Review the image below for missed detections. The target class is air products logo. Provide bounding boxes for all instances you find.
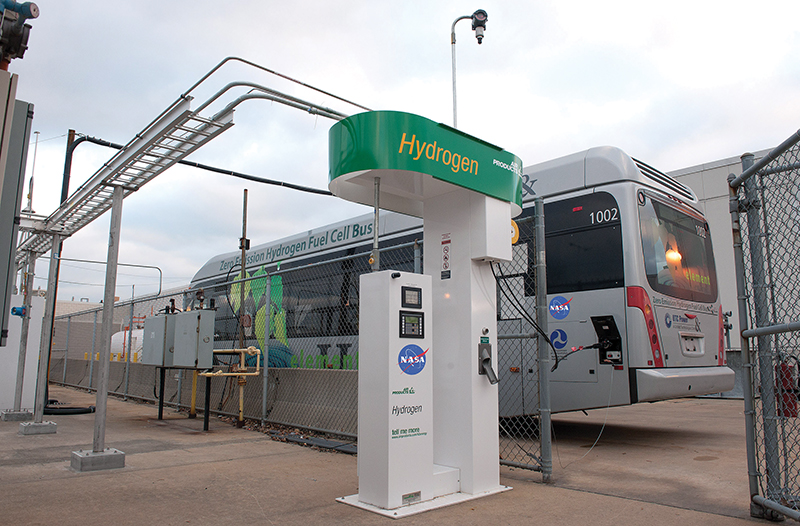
[398,344,428,375]
[549,296,572,320]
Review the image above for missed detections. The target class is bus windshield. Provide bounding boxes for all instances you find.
[639,194,718,303]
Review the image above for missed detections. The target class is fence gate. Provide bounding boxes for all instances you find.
[730,129,800,521]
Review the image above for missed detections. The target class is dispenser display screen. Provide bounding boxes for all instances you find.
[401,286,422,309]
[399,310,424,338]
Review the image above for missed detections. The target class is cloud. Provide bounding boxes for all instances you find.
[9,0,800,302]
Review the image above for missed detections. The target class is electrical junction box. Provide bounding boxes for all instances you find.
[356,270,436,510]
[172,309,215,368]
[142,314,176,367]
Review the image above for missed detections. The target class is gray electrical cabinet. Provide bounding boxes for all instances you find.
[172,310,215,368]
[142,314,176,367]
[0,91,33,347]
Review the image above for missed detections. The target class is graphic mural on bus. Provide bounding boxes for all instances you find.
[227,265,359,370]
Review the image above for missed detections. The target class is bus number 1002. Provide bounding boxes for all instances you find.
[590,208,618,224]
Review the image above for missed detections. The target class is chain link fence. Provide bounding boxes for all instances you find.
[494,207,551,477]
[50,216,551,479]
[730,130,800,520]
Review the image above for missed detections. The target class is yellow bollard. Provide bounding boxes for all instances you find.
[84,352,88,360]
[189,370,198,419]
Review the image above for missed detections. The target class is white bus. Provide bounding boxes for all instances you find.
[190,146,734,415]
[499,146,734,414]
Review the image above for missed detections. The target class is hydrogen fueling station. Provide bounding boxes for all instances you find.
[329,110,523,517]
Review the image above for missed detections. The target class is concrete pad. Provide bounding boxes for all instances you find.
[18,420,56,435]
[1,409,32,421]
[0,386,756,525]
[71,448,126,472]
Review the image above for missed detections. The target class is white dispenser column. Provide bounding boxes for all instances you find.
[424,189,511,495]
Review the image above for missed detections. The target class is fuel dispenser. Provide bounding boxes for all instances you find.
[357,271,436,509]
[329,111,522,517]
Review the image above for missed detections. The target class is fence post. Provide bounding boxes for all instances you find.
[740,153,782,502]
[63,316,71,384]
[729,172,765,516]
[89,310,97,389]
[261,278,271,426]
[31,234,61,426]
[124,291,134,400]
[534,197,552,481]
[12,250,35,412]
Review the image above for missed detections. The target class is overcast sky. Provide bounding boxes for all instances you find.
[10,0,800,301]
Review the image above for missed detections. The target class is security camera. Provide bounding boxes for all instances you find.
[471,9,487,44]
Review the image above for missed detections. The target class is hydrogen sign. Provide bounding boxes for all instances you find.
[549,296,572,320]
[398,344,428,375]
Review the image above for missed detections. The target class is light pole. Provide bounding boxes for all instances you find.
[451,9,487,128]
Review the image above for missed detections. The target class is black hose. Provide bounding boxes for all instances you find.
[44,405,96,415]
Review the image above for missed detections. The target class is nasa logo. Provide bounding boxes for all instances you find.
[398,344,428,375]
[549,296,572,320]
[550,329,568,350]
[665,312,672,328]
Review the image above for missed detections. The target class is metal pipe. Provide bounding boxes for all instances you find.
[371,178,380,271]
[729,170,763,508]
[56,257,162,298]
[189,370,198,419]
[195,80,348,121]
[177,370,182,409]
[730,129,800,189]
[740,154,782,500]
[92,185,123,453]
[88,310,97,387]
[500,459,543,472]
[743,321,800,338]
[180,56,371,112]
[12,250,35,411]
[204,376,211,431]
[32,233,60,424]
[158,367,166,420]
[64,133,334,198]
[239,189,248,351]
[62,316,70,383]
[450,15,471,128]
[123,285,134,400]
[498,332,539,340]
[534,197,552,482]
[752,495,800,522]
[210,93,343,124]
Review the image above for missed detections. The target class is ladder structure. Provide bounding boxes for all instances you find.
[15,96,234,263]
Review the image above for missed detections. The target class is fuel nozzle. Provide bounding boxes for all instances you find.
[478,343,499,385]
